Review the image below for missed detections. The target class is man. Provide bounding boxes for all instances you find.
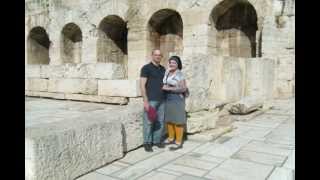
[140,49,166,152]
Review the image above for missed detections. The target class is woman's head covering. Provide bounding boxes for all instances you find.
[169,56,182,70]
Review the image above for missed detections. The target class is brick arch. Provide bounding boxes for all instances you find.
[27,26,50,64]
[60,23,82,64]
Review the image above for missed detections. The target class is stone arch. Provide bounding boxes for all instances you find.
[209,0,258,57]
[97,15,128,64]
[147,9,183,67]
[27,26,50,64]
[61,23,82,64]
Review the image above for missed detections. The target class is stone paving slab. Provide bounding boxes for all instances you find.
[232,150,287,166]
[175,174,212,180]
[205,159,274,180]
[206,137,251,158]
[267,167,294,180]
[283,150,295,170]
[119,147,164,164]
[161,163,208,177]
[238,126,273,140]
[191,142,216,154]
[96,164,125,176]
[157,168,184,176]
[112,151,182,179]
[186,152,226,164]
[172,155,220,170]
[77,172,119,180]
[165,140,202,154]
[137,171,178,180]
[224,124,252,137]
[241,140,293,156]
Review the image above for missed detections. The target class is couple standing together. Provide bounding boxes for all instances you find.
[140,49,188,152]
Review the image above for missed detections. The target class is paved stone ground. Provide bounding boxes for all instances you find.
[76,98,295,180]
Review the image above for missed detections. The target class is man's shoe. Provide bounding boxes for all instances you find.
[169,143,183,151]
[144,144,153,152]
[154,143,165,148]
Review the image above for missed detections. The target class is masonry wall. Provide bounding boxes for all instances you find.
[25,0,295,107]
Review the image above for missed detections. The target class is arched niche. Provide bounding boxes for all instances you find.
[61,23,82,64]
[209,0,258,57]
[148,9,183,66]
[97,15,128,65]
[27,27,50,64]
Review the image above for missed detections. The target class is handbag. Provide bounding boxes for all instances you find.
[147,106,157,122]
[183,88,190,98]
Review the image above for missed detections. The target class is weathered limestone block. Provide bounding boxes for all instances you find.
[26,65,41,78]
[181,10,208,26]
[25,91,65,100]
[98,80,141,97]
[277,66,294,80]
[183,54,211,112]
[118,103,143,152]
[40,65,65,78]
[273,80,294,98]
[65,94,128,105]
[187,110,218,133]
[40,63,126,79]
[25,117,123,180]
[127,50,149,80]
[246,58,275,99]
[216,103,235,126]
[48,78,98,95]
[188,125,234,142]
[184,24,209,37]
[229,96,263,114]
[128,97,143,105]
[63,64,90,79]
[91,63,126,80]
[231,110,264,122]
[183,34,208,47]
[26,78,49,92]
[221,57,246,101]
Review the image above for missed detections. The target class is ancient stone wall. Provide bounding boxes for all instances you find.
[25,0,295,108]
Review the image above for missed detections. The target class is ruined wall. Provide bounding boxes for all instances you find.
[25,0,295,107]
[262,0,295,98]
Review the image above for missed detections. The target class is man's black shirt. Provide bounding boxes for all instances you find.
[140,62,166,102]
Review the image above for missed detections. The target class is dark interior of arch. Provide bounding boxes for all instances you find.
[99,15,128,54]
[148,9,183,37]
[147,9,183,67]
[211,0,258,57]
[29,27,50,49]
[28,27,50,64]
[62,23,82,42]
[61,23,82,63]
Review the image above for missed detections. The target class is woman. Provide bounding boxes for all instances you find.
[162,56,187,151]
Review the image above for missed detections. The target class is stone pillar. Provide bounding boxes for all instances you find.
[81,28,99,63]
[48,32,62,65]
[183,24,209,57]
[127,28,149,80]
